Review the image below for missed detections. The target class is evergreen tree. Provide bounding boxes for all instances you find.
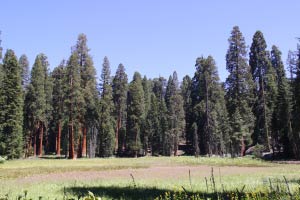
[249,31,277,150]
[126,72,145,157]
[167,92,185,156]
[28,55,46,156]
[181,75,193,154]
[225,26,255,156]
[0,50,23,158]
[141,76,151,155]
[291,45,300,158]
[152,77,168,155]
[19,55,30,90]
[98,56,114,157]
[40,54,53,154]
[271,45,293,157]
[286,50,297,80]
[165,71,185,156]
[65,53,84,159]
[112,64,128,154]
[73,34,98,157]
[145,93,161,156]
[52,61,66,156]
[191,56,227,155]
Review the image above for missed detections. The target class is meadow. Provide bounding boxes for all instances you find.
[0,156,300,199]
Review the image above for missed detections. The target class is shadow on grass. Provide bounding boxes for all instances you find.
[65,185,248,200]
[66,186,171,200]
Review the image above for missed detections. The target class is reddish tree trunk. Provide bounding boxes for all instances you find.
[38,123,44,156]
[82,126,87,157]
[69,122,75,159]
[56,121,61,156]
[115,114,121,153]
[77,126,83,158]
[33,129,37,157]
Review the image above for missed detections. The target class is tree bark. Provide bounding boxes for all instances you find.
[38,123,44,157]
[82,126,87,157]
[77,126,83,158]
[115,113,121,154]
[56,121,61,156]
[69,122,75,159]
[33,128,37,157]
[240,136,246,156]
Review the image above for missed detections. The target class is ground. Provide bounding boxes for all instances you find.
[0,156,299,199]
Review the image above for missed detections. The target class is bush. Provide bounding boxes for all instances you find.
[0,156,5,164]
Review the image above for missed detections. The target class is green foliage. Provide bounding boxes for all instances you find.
[225,26,255,156]
[0,50,23,159]
[271,46,293,157]
[98,57,115,157]
[191,56,228,155]
[126,72,145,157]
[19,54,30,90]
[112,63,128,154]
[249,31,275,150]
[181,75,193,154]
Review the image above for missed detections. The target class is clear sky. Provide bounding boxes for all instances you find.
[0,1,300,81]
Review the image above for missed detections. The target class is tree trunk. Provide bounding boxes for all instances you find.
[174,135,178,156]
[69,122,75,159]
[56,121,61,156]
[38,123,43,157]
[240,136,245,156]
[261,72,270,151]
[77,126,83,158]
[82,126,87,157]
[115,113,121,154]
[135,130,138,158]
[33,129,37,157]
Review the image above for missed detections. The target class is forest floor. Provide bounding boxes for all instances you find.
[0,156,300,199]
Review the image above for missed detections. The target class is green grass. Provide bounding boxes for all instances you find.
[0,156,299,199]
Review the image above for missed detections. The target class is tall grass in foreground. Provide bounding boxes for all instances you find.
[156,168,300,200]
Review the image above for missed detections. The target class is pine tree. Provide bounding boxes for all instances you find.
[0,50,23,158]
[271,45,293,157]
[249,31,277,151]
[152,77,168,155]
[165,71,185,156]
[141,76,151,155]
[65,53,84,159]
[291,45,300,158]
[225,26,255,156]
[73,34,98,157]
[145,93,161,156]
[181,75,194,154]
[28,55,46,156]
[191,56,227,155]
[98,56,114,157]
[40,54,53,154]
[112,64,128,154]
[19,55,30,90]
[126,72,145,157]
[52,61,66,156]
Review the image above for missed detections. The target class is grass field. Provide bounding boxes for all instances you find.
[0,156,300,199]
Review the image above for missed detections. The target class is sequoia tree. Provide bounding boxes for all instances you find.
[249,31,277,151]
[225,26,255,156]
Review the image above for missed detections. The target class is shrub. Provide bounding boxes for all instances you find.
[0,156,5,164]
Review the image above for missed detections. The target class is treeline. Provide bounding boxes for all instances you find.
[0,26,300,159]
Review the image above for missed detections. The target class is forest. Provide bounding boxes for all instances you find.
[0,26,299,160]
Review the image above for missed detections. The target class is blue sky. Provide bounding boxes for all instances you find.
[0,1,300,81]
